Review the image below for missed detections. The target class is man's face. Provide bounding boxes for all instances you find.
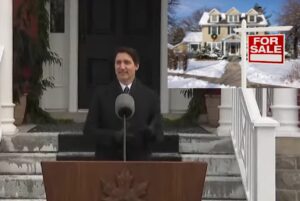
[115,52,138,85]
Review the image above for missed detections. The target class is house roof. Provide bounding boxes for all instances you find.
[199,9,268,26]
[222,34,241,42]
[247,8,259,15]
[182,32,202,43]
[226,7,240,15]
[209,8,221,15]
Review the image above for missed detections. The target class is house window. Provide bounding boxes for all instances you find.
[228,15,239,23]
[208,42,222,51]
[50,0,65,33]
[211,15,219,23]
[249,15,256,22]
[211,26,219,35]
[228,26,237,35]
[190,44,199,52]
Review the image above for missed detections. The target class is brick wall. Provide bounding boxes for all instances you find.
[276,138,300,201]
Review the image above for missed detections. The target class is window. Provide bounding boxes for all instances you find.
[228,15,239,23]
[249,15,256,22]
[211,15,219,22]
[208,42,222,51]
[211,26,218,35]
[234,15,239,22]
[228,26,237,35]
[190,44,199,52]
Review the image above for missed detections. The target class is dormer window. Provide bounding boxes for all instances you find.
[248,15,257,23]
[211,15,219,23]
[228,15,239,23]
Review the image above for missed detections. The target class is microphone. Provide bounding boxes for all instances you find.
[115,94,135,119]
[115,93,135,161]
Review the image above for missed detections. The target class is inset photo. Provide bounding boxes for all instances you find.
[168,0,300,88]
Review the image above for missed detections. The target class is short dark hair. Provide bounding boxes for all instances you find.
[114,47,140,65]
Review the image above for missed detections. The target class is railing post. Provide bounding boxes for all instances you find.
[218,88,232,136]
[262,88,267,117]
[254,119,278,201]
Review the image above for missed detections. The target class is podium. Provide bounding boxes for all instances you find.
[42,161,207,201]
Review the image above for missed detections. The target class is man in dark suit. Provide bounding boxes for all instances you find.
[84,47,163,160]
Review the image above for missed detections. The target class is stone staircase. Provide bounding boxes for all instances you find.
[0,131,246,201]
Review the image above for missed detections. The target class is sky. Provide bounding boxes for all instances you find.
[174,0,285,25]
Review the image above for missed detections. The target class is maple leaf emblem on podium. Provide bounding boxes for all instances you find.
[100,169,149,201]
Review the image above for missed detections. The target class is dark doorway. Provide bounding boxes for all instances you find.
[78,0,161,109]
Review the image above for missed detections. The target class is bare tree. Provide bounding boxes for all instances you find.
[278,0,300,59]
[168,26,185,45]
[168,0,180,27]
[178,7,215,32]
[179,9,205,31]
[253,3,272,25]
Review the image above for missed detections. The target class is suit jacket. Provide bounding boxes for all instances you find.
[83,79,163,160]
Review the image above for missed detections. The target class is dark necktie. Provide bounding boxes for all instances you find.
[123,86,130,93]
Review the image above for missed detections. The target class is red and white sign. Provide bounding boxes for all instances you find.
[248,34,285,64]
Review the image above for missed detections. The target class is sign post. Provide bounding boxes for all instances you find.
[234,20,292,88]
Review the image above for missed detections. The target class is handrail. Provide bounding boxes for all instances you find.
[232,88,278,201]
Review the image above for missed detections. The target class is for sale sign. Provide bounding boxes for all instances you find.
[248,34,285,64]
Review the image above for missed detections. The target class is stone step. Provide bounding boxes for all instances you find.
[58,132,179,153]
[153,153,239,176]
[0,132,179,153]
[178,133,234,154]
[182,154,239,176]
[0,153,56,175]
[0,133,58,153]
[0,175,245,200]
[56,152,239,175]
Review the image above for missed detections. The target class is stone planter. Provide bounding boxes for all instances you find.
[205,94,221,127]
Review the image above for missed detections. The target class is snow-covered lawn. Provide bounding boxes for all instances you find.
[168,59,228,78]
[168,58,300,88]
[247,59,300,87]
[168,75,229,88]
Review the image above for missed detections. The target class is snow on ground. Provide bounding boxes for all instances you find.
[168,58,300,88]
[168,59,228,78]
[168,75,228,88]
[186,59,228,78]
[247,59,300,87]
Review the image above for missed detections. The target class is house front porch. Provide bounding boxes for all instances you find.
[223,35,241,57]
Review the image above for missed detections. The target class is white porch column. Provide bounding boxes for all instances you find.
[217,88,232,136]
[69,0,79,112]
[271,88,300,136]
[223,41,226,56]
[0,0,18,135]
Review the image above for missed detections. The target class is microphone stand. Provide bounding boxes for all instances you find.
[123,115,127,161]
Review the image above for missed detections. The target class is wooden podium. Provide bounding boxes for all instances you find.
[42,161,207,201]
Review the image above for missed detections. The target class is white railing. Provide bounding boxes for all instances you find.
[232,88,279,201]
[255,88,273,117]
